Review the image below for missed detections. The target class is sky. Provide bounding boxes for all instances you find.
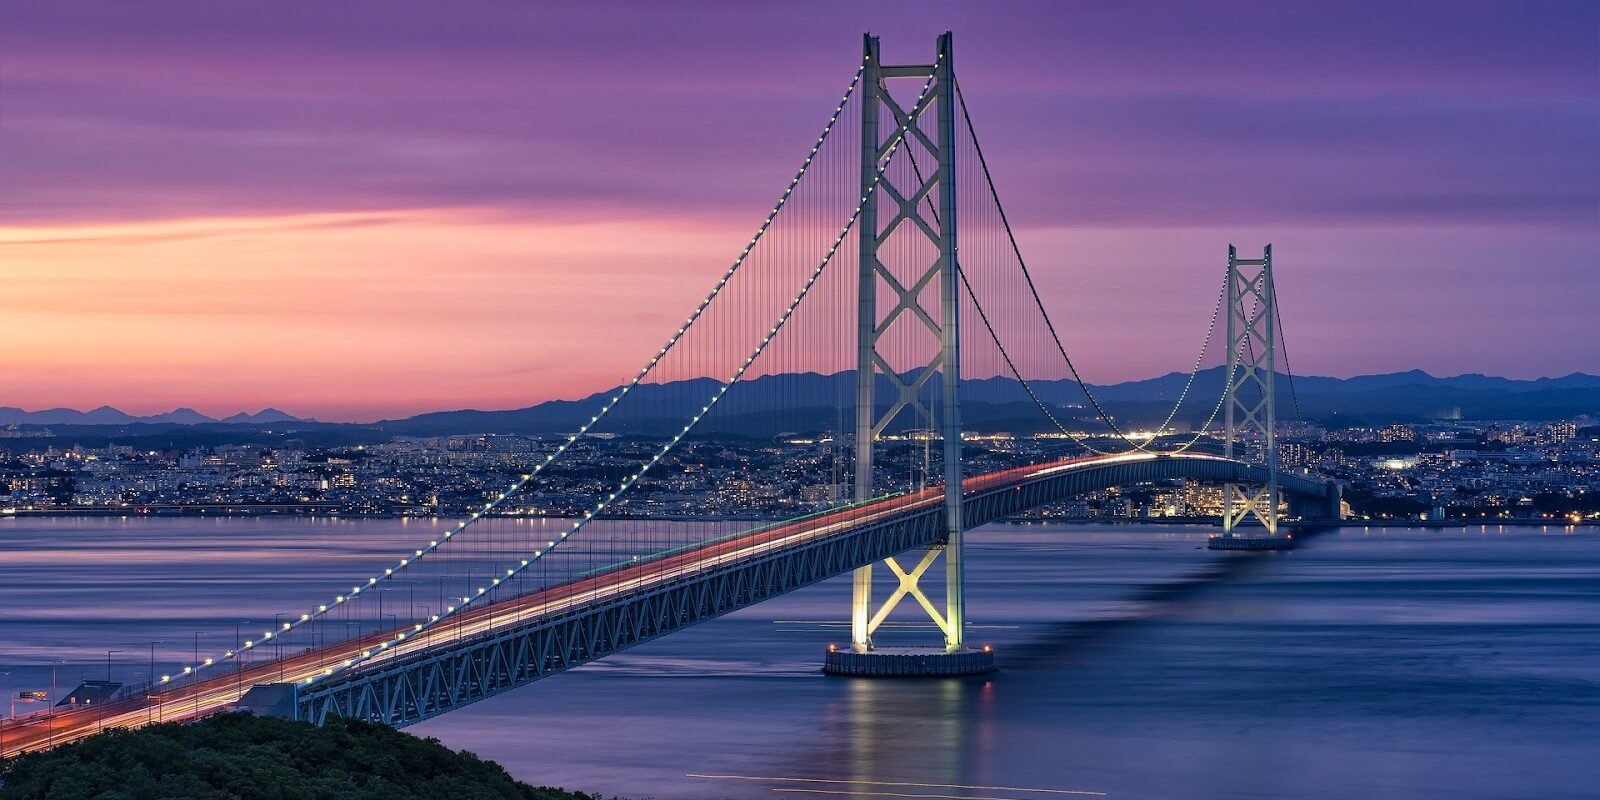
[1,1,1595,421]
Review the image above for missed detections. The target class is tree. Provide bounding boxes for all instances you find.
[0,713,610,800]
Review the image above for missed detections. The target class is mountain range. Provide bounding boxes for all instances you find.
[371,368,1600,436]
[5,369,1598,436]
[0,406,306,427]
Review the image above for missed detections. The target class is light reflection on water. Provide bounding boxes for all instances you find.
[2,517,1597,799]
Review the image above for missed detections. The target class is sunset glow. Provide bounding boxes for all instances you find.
[1,2,1593,420]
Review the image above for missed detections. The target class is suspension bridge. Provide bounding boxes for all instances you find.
[0,32,1340,757]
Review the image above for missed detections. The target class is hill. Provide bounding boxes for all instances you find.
[0,713,609,800]
[8,369,1597,439]
[373,368,1600,435]
[0,407,307,426]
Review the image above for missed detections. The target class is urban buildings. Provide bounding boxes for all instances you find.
[2,417,1595,524]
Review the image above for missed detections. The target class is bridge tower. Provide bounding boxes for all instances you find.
[1216,244,1288,545]
[826,32,994,676]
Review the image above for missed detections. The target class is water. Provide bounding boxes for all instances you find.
[2,517,1596,799]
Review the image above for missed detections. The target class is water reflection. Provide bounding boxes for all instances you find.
[4,519,1597,799]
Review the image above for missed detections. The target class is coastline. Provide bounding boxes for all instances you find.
[3,508,1593,529]
[1004,516,1596,529]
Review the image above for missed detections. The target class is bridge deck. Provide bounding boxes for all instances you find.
[0,453,1334,752]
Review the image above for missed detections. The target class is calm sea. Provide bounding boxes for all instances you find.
[1,517,1596,799]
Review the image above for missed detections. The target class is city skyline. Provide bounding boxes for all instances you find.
[2,1,1595,420]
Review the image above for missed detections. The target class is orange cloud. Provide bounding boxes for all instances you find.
[1,209,744,420]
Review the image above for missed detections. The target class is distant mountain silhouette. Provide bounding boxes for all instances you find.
[374,368,1600,435]
[5,369,1596,434]
[143,407,214,425]
[0,406,309,427]
[220,408,303,424]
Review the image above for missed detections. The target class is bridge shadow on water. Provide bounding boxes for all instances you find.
[1000,525,1337,672]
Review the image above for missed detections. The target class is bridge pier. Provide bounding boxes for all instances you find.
[1287,479,1344,521]
[824,645,995,677]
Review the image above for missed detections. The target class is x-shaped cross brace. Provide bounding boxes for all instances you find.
[866,547,951,638]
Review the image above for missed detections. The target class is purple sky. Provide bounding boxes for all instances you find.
[1,1,1595,420]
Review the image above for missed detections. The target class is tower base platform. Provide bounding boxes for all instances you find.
[823,646,996,677]
[1208,533,1295,551]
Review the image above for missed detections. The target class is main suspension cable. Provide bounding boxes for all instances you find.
[1273,287,1305,424]
[957,265,1114,455]
[162,57,872,690]
[955,81,1231,453]
[306,66,946,688]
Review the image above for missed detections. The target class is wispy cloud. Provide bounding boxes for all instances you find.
[0,1,1594,419]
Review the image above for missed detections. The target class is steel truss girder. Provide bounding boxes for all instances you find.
[1223,244,1279,535]
[296,454,1333,727]
[300,498,947,727]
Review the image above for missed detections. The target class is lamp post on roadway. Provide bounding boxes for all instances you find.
[388,579,417,621]
[192,631,208,719]
[342,621,362,666]
[148,641,167,724]
[234,621,250,702]
[460,570,477,642]
[95,650,122,733]
[48,657,65,750]
[92,650,122,734]
[274,614,285,682]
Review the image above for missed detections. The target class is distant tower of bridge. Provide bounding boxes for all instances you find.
[1219,244,1283,538]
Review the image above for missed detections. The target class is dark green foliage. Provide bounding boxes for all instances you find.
[0,713,603,800]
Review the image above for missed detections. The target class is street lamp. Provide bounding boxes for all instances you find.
[94,650,123,734]
[192,632,208,719]
[388,579,418,622]
[148,641,167,724]
[417,605,432,647]
[48,657,65,750]
[234,621,251,702]
[192,632,207,675]
[342,621,362,665]
[460,570,477,642]
[273,614,285,683]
